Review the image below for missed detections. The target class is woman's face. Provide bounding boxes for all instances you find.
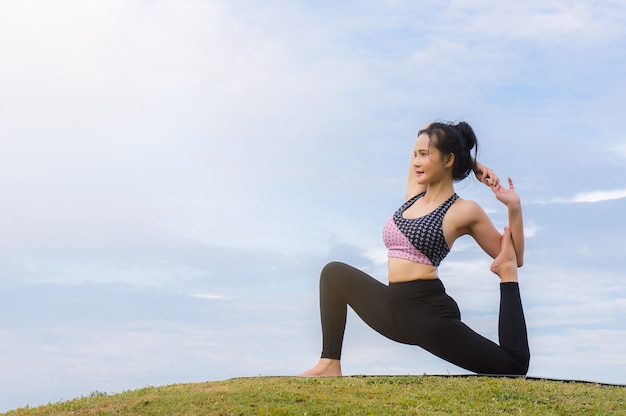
[412,133,448,184]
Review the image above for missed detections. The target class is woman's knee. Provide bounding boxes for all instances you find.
[320,261,348,282]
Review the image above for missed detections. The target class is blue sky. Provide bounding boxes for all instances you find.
[1,0,626,411]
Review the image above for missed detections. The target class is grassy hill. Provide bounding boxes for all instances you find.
[3,375,625,415]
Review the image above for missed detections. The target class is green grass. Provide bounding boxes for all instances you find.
[3,376,625,415]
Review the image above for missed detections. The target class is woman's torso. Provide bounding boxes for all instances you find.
[386,193,471,283]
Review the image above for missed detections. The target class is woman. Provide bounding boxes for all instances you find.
[301,121,530,377]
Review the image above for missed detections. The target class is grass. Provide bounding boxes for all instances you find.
[3,375,625,415]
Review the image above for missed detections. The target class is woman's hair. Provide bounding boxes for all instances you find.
[418,121,478,181]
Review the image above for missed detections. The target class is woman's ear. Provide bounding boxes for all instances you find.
[444,153,455,168]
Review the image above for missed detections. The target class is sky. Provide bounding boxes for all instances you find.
[1,0,626,411]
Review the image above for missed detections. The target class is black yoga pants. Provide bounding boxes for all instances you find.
[318,261,530,375]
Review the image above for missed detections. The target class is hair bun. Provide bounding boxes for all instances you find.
[453,121,477,151]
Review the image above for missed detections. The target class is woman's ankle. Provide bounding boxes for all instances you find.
[299,358,342,377]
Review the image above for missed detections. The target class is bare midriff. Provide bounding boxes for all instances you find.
[387,257,439,282]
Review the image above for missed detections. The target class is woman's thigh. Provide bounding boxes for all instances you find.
[322,262,403,342]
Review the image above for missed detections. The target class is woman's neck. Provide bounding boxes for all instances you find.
[423,180,455,203]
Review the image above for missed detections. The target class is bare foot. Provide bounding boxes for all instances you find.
[490,227,519,283]
[299,358,342,377]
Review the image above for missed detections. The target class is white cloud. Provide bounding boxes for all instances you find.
[524,222,542,238]
[441,0,626,45]
[527,298,626,328]
[529,329,626,384]
[362,247,388,267]
[570,189,626,203]
[533,188,626,204]
[611,142,626,159]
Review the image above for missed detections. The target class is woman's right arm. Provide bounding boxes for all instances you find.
[490,178,524,267]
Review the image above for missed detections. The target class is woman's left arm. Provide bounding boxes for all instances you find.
[491,177,524,267]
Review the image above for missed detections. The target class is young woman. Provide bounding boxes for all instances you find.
[301,121,530,377]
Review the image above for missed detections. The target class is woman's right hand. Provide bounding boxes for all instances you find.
[490,177,521,207]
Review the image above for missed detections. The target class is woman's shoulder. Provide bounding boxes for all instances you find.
[449,196,487,219]
[443,196,489,240]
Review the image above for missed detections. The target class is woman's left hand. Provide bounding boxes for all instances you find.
[473,161,500,187]
[491,177,521,207]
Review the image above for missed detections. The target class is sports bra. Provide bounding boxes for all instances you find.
[382,192,459,267]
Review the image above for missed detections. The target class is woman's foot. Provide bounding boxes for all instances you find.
[490,227,519,283]
[299,358,342,377]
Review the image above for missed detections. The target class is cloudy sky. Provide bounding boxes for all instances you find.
[2,0,626,411]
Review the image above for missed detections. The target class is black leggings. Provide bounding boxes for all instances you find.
[319,262,530,375]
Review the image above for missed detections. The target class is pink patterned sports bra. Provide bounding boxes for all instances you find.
[382,192,458,267]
